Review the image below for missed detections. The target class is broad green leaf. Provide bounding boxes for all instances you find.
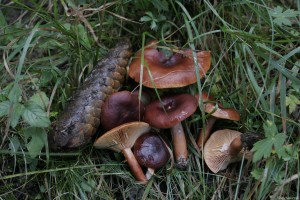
[39,70,53,85]
[10,102,25,128]
[22,101,50,127]
[252,138,273,162]
[140,16,152,22]
[286,94,300,114]
[273,133,287,152]
[8,84,22,103]
[0,100,11,117]
[23,127,47,158]
[150,21,158,30]
[8,136,20,155]
[77,24,91,49]
[276,144,296,161]
[263,120,277,137]
[30,92,49,110]
[81,180,96,192]
[270,6,298,26]
[251,168,264,180]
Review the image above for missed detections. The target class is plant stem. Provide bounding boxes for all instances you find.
[171,122,188,169]
[229,136,243,155]
[122,148,147,183]
[196,117,217,150]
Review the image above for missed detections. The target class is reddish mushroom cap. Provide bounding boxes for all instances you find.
[195,92,240,121]
[144,94,198,128]
[129,41,211,88]
[134,132,170,169]
[100,90,145,131]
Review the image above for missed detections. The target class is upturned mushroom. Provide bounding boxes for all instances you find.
[144,93,198,169]
[93,121,150,183]
[134,132,170,179]
[203,129,259,173]
[129,40,211,88]
[195,92,240,150]
[100,90,145,131]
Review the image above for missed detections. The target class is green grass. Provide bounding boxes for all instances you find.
[1,0,300,199]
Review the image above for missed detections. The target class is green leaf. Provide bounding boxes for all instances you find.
[286,94,300,114]
[30,92,49,110]
[151,0,169,11]
[150,21,158,30]
[8,84,22,103]
[0,100,11,117]
[252,138,273,162]
[76,23,91,49]
[10,102,25,128]
[251,168,264,180]
[273,133,287,152]
[81,179,96,192]
[22,101,50,127]
[23,127,47,158]
[140,16,152,22]
[270,6,298,26]
[263,120,277,137]
[8,136,21,155]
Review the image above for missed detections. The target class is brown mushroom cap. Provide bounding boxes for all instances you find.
[134,132,170,169]
[203,129,250,173]
[129,41,211,88]
[195,93,240,121]
[94,121,150,152]
[100,91,145,131]
[144,94,198,128]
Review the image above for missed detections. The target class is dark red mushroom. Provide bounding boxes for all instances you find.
[195,92,240,150]
[134,132,170,179]
[144,93,198,169]
[129,40,211,88]
[100,90,145,131]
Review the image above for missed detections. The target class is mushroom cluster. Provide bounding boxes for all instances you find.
[93,40,260,183]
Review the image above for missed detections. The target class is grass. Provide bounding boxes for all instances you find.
[0,0,300,199]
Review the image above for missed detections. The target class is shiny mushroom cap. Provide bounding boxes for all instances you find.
[134,132,170,169]
[129,40,211,88]
[93,122,150,152]
[100,91,145,131]
[144,94,198,129]
[195,92,240,121]
[203,129,250,173]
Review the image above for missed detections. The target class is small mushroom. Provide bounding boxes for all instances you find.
[144,93,198,169]
[134,132,170,179]
[203,129,252,173]
[195,92,240,150]
[93,121,150,183]
[129,40,211,88]
[100,90,145,131]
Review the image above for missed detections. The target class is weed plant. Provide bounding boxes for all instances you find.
[0,0,299,199]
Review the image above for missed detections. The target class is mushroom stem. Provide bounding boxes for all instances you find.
[196,117,217,150]
[145,168,155,180]
[122,148,147,183]
[171,122,188,169]
[228,136,243,155]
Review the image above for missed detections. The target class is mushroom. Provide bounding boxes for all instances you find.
[129,40,211,88]
[204,129,257,173]
[100,90,145,131]
[144,93,198,169]
[134,132,170,179]
[195,92,240,150]
[93,121,150,183]
[132,89,151,106]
